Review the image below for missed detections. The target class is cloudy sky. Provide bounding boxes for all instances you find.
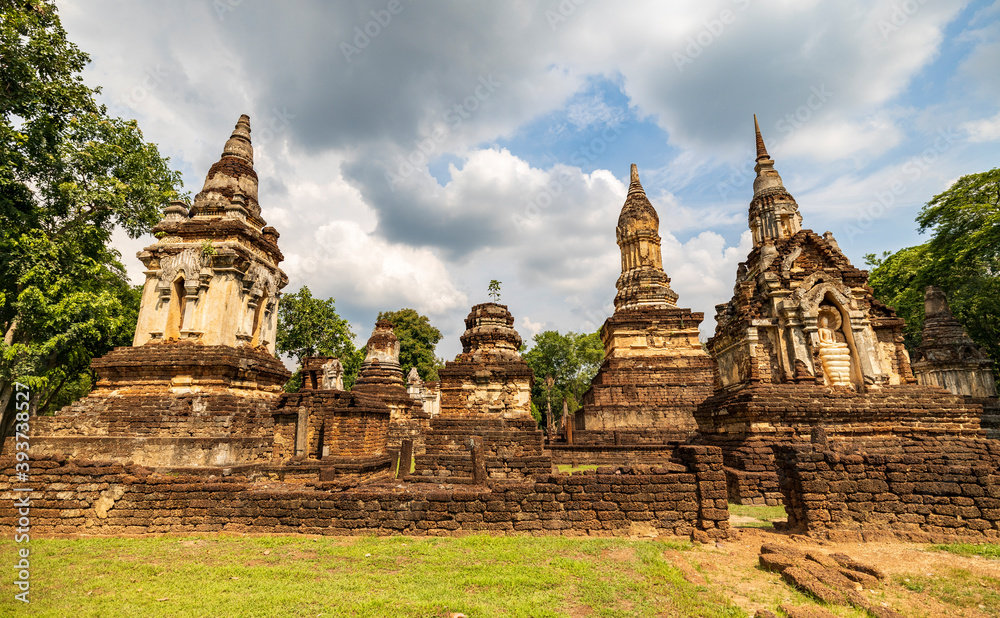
[58,0,1000,359]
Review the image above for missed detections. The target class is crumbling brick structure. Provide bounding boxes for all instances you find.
[21,116,292,468]
[698,118,993,505]
[0,446,729,539]
[272,388,391,476]
[414,303,551,479]
[574,165,714,447]
[775,440,1000,542]
[912,286,999,438]
[352,320,431,456]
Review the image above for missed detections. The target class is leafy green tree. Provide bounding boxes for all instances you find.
[488,279,501,302]
[276,286,362,390]
[522,330,603,425]
[1,1,183,443]
[376,308,443,381]
[866,168,1000,376]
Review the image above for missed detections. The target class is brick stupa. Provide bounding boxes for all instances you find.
[697,117,985,504]
[351,320,430,455]
[24,115,292,468]
[912,286,999,437]
[574,165,714,443]
[414,303,551,479]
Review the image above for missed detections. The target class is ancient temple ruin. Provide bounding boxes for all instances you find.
[134,115,285,352]
[351,320,431,456]
[697,117,988,505]
[22,116,394,476]
[23,116,292,468]
[912,286,999,437]
[574,165,714,444]
[3,112,999,545]
[709,117,914,391]
[414,303,551,479]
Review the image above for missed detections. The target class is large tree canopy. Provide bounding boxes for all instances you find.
[0,0,183,443]
[276,286,363,390]
[522,330,603,424]
[376,308,443,381]
[866,167,1000,375]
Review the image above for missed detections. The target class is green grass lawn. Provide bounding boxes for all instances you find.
[929,543,1000,560]
[0,535,747,618]
[897,567,1000,616]
[728,503,787,529]
[555,463,600,474]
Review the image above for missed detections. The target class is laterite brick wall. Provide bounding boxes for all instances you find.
[775,438,1000,542]
[0,446,728,540]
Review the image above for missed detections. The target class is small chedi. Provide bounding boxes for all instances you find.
[912,286,999,436]
[697,117,987,506]
[22,115,292,468]
[574,165,714,443]
[272,352,392,477]
[414,303,551,479]
[351,320,431,455]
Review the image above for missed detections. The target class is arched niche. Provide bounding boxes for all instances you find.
[165,275,186,340]
[250,287,269,347]
[814,295,863,388]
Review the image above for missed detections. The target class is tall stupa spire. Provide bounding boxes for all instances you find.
[222,114,254,164]
[748,115,802,248]
[614,164,677,309]
[190,114,263,224]
[754,114,768,161]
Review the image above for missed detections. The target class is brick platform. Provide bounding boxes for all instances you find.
[695,383,986,504]
[775,440,1000,542]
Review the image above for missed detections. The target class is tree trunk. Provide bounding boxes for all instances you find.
[0,382,14,455]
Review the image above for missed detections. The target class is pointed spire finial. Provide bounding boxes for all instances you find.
[754,114,769,161]
[222,114,253,165]
[628,163,644,195]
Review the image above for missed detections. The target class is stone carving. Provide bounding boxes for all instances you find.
[816,307,852,387]
[157,248,205,288]
[321,358,344,390]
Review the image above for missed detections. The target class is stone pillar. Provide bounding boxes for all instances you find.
[397,438,413,479]
[469,436,487,484]
[295,407,308,457]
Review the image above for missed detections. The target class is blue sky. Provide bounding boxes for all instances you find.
[59,0,1000,360]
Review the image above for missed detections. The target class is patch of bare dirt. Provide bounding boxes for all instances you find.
[659,528,1000,618]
